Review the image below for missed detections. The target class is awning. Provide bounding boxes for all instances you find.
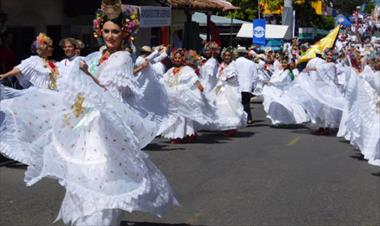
[160,0,239,12]
[192,12,249,26]
[236,23,289,39]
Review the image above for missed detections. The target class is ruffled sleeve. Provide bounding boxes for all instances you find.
[83,51,101,76]
[269,70,292,87]
[135,56,146,67]
[96,51,143,102]
[201,58,218,79]
[145,50,160,62]
[163,66,199,91]
[224,62,238,80]
[179,66,199,86]
[152,51,168,64]
[15,56,51,89]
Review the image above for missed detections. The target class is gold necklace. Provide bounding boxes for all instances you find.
[43,58,59,90]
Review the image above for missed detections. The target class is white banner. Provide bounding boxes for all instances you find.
[139,6,171,28]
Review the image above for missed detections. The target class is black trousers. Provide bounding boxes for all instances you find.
[241,92,254,122]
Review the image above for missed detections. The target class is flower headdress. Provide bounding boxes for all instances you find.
[170,48,187,66]
[204,41,221,54]
[93,0,140,41]
[36,33,52,48]
[185,50,202,68]
[221,46,236,60]
[170,48,186,58]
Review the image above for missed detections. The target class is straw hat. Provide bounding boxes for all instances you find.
[140,45,152,53]
[236,46,248,53]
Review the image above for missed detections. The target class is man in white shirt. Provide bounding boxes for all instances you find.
[59,37,82,75]
[235,46,258,124]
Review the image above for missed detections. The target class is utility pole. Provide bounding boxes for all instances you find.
[258,0,261,19]
[282,0,293,40]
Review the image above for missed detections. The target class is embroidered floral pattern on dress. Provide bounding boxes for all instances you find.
[72,94,85,118]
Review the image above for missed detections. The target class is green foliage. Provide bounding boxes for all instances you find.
[364,2,376,14]
[318,16,336,30]
[223,0,259,21]
[260,0,284,11]
[224,0,351,30]
[293,1,319,27]
[331,0,370,15]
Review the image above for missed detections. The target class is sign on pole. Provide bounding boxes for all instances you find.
[253,19,266,45]
[138,6,171,28]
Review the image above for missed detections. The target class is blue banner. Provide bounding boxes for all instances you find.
[335,14,352,27]
[253,19,266,46]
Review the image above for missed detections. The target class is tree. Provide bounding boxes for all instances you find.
[331,0,370,15]
[223,0,259,21]
[363,1,376,14]
[260,0,284,11]
[293,1,320,27]
[224,0,337,30]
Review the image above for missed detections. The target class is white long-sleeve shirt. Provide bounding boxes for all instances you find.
[234,56,257,93]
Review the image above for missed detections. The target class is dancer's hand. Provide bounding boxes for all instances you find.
[0,74,5,80]
[196,81,204,92]
[101,84,108,91]
[161,46,168,53]
[80,61,90,75]
[142,60,149,69]
[263,81,271,86]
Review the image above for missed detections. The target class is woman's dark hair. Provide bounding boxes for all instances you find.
[102,12,124,28]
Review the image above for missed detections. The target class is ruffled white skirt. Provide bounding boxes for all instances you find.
[262,84,309,125]
[0,77,178,225]
[338,73,380,166]
[203,84,247,131]
[295,75,344,128]
[158,85,215,137]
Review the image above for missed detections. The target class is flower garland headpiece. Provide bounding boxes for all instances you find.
[170,48,187,65]
[170,48,186,58]
[204,41,221,54]
[93,0,140,42]
[185,50,202,68]
[221,46,236,60]
[36,33,53,48]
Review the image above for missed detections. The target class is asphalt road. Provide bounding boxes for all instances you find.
[1,103,379,226]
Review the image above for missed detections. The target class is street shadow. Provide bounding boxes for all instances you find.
[193,132,230,144]
[178,131,256,144]
[339,140,351,144]
[246,120,267,127]
[4,162,27,169]
[143,143,186,152]
[350,153,366,161]
[371,172,380,177]
[235,131,255,138]
[291,128,338,137]
[251,123,270,127]
[270,124,306,129]
[121,222,205,226]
